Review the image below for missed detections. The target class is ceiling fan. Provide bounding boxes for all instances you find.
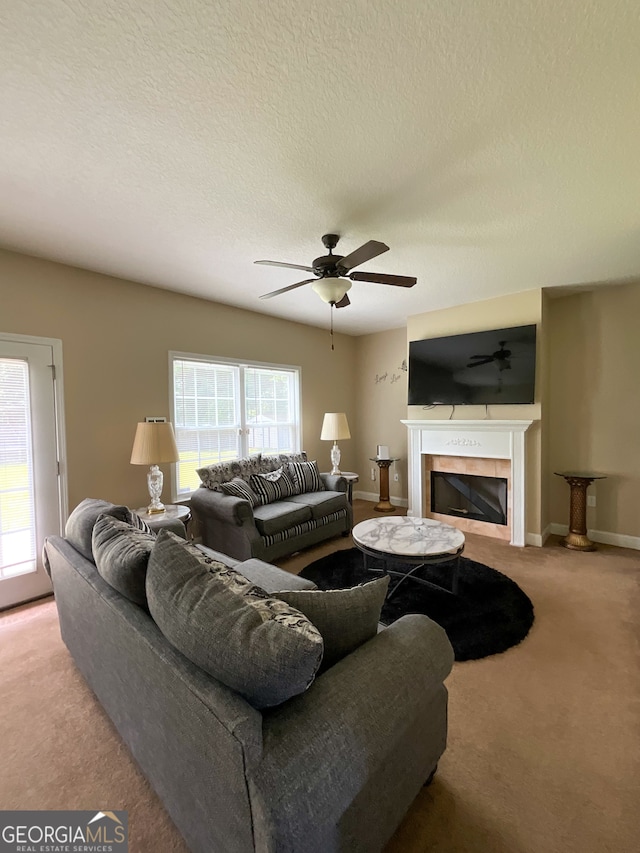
[467,341,513,372]
[255,233,417,308]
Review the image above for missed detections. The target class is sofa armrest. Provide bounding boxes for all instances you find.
[196,544,241,569]
[190,486,254,526]
[236,558,317,592]
[320,473,347,493]
[261,614,453,740]
[191,486,262,560]
[251,615,453,843]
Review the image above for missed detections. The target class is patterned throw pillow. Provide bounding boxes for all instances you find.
[220,477,258,506]
[250,467,297,505]
[146,530,323,708]
[261,452,307,473]
[197,454,263,491]
[287,460,324,495]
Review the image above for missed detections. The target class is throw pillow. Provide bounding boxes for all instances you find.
[146,531,324,708]
[275,576,389,671]
[197,454,263,491]
[249,467,296,505]
[92,514,156,607]
[126,510,155,536]
[261,452,307,472]
[287,460,324,495]
[220,477,258,506]
[65,498,130,561]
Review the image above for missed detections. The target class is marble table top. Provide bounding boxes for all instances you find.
[352,516,465,558]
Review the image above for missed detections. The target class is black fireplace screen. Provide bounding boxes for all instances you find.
[431,471,508,525]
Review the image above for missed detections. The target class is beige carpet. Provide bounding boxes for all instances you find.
[1,501,639,853]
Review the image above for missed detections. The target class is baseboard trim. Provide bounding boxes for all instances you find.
[353,490,408,508]
[525,524,553,547]
[548,523,640,550]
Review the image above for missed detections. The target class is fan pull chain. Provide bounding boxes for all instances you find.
[330,304,334,350]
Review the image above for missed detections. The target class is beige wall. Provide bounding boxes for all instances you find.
[547,283,640,537]
[406,289,544,536]
[5,244,638,544]
[0,249,357,514]
[353,327,408,502]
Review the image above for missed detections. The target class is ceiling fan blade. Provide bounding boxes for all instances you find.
[255,260,316,273]
[467,358,494,368]
[469,354,493,359]
[349,271,417,287]
[335,294,351,309]
[337,240,389,272]
[259,279,316,300]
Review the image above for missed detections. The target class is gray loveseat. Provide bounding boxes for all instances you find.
[45,500,454,853]
[191,452,352,562]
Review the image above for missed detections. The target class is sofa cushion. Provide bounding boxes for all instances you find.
[287,460,324,495]
[275,577,390,671]
[287,490,346,520]
[261,452,307,472]
[253,501,312,536]
[196,454,263,491]
[65,498,135,561]
[146,530,323,708]
[92,514,156,607]
[250,467,297,505]
[220,477,259,506]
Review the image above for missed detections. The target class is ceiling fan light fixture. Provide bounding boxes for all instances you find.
[312,278,352,304]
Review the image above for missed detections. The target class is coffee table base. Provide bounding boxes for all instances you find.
[361,550,463,599]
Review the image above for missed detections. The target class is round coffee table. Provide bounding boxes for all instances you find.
[352,516,465,598]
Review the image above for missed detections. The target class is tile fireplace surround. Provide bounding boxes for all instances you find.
[402,420,534,547]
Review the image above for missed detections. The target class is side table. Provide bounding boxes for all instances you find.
[135,504,192,538]
[370,458,399,513]
[323,471,358,504]
[554,472,606,551]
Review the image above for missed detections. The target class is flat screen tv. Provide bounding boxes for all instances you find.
[408,324,537,406]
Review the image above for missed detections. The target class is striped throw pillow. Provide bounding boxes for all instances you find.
[250,467,296,505]
[220,477,258,507]
[127,509,155,536]
[288,460,324,495]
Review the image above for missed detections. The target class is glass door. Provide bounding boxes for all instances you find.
[0,337,63,609]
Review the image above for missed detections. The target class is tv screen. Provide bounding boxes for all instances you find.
[408,324,537,406]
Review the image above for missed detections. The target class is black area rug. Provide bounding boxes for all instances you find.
[300,548,534,661]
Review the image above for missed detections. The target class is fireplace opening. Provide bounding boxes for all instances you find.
[431,471,508,525]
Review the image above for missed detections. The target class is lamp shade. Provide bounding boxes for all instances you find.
[312,278,352,304]
[130,421,180,465]
[320,412,351,441]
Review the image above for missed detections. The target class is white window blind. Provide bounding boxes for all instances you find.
[171,355,301,497]
[0,358,37,578]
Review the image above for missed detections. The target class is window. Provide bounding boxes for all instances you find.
[170,353,301,497]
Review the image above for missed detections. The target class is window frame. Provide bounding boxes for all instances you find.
[169,351,302,500]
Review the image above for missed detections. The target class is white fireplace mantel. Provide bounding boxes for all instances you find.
[401,419,535,546]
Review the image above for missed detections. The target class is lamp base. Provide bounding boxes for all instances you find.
[330,441,342,476]
[147,465,166,514]
[146,504,166,514]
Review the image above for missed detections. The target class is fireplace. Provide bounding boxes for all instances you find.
[402,419,534,546]
[431,471,508,525]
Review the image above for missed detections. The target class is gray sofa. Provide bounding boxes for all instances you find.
[191,453,353,562]
[44,507,454,853]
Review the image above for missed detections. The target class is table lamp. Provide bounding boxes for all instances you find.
[130,421,180,513]
[320,412,351,475]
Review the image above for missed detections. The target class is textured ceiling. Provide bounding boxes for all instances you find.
[1,0,640,334]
